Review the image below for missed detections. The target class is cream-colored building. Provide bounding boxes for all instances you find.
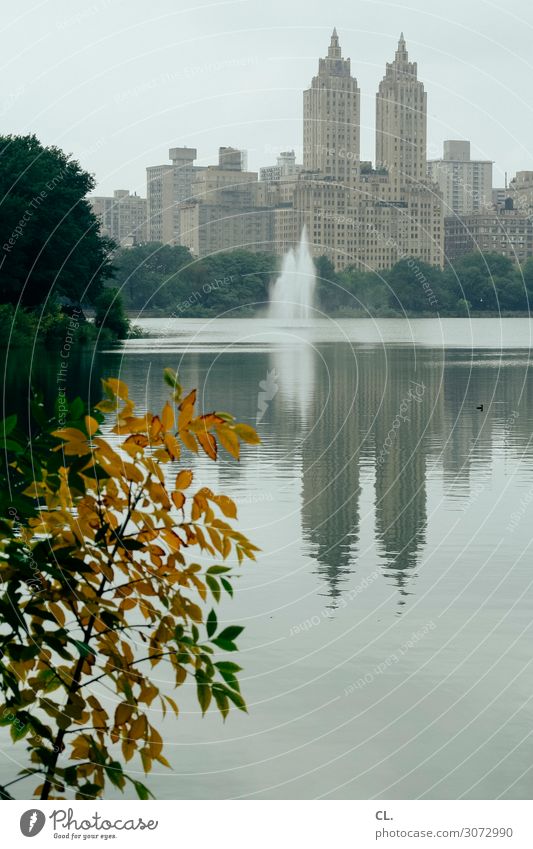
[146,146,203,244]
[303,28,360,184]
[150,32,444,268]
[268,31,443,271]
[89,190,147,246]
[445,207,533,264]
[428,141,493,215]
[376,33,427,186]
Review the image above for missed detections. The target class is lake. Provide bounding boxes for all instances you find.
[3,317,533,799]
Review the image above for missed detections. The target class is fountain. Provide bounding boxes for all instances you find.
[268,226,316,320]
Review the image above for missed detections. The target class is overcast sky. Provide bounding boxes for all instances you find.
[2,0,532,195]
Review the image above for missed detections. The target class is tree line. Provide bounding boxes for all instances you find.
[115,245,533,317]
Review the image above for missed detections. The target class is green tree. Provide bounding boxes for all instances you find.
[0,371,259,800]
[0,135,113,307]
[94,287,130,339]
[113,244,194,311]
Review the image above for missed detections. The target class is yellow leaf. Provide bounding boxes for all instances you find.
[84,416,99,436]
[161,402,174,432]
[179,429,198,453]
[197,430,217,460]
[114,702,135,727]
[164,433,180,460]
[172,491,186,510]
[49,602,65,626]
[175,470,193,490]
[140,748,152,774]
[161,528,182,552]
[106,378,129,400]
[213,494,237,519]
[235,423,261,444]
[130,715,148,740]
[122,738,136,762]
[215,425,240,459]
[149,727,163,758]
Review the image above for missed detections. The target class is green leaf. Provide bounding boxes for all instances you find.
[0,415,17,437]
[220,684,247,713]
[215,661,242,692]
[77,782,102,800]
[195,669,212,714]
[221,578,233,597]
[206,609,217,638]
[216,625,244,643]
[211,637,238,652]
[0,438,24,453]
[206,575,221,602]
[212,684,229,719]
[70,640,93,658]
[131,780,154,800]
[163,367,178,387]
[206,565,231,575]
[105,761,125,789]
[69,397,84,420]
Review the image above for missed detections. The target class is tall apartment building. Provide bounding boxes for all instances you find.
[146,164,175,244]
[146,146,202,244]
[89,190,147,246]
[260,151,303,182]
[303,28,360,184]
[268,32,443,271]
[445,205,533,264]
[428,141,493,215]
[376,33,427,185]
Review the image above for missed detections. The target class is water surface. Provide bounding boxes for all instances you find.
[3,318,533,799]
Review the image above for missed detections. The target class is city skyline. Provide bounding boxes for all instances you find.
[2,0,532,196]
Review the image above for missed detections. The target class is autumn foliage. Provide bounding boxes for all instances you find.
[0,369,259,800]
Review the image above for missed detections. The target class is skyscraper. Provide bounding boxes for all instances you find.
[376,34,427,185]
[303,29,360,184]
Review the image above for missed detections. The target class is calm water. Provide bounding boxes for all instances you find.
[3,318,533,799]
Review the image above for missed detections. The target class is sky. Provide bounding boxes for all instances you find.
[1,0,533,195]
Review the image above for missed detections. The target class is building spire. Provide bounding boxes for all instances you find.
[396,32,408,58]
[328,27,341,58]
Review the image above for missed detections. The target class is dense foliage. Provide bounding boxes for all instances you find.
[0,371,259,800]
[115,244,532,317]
[113,244,277,315]
[0,135,113,308]
[320,253,533,315]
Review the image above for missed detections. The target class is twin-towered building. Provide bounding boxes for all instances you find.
[166,31,444,270]
[89,30,533,268]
